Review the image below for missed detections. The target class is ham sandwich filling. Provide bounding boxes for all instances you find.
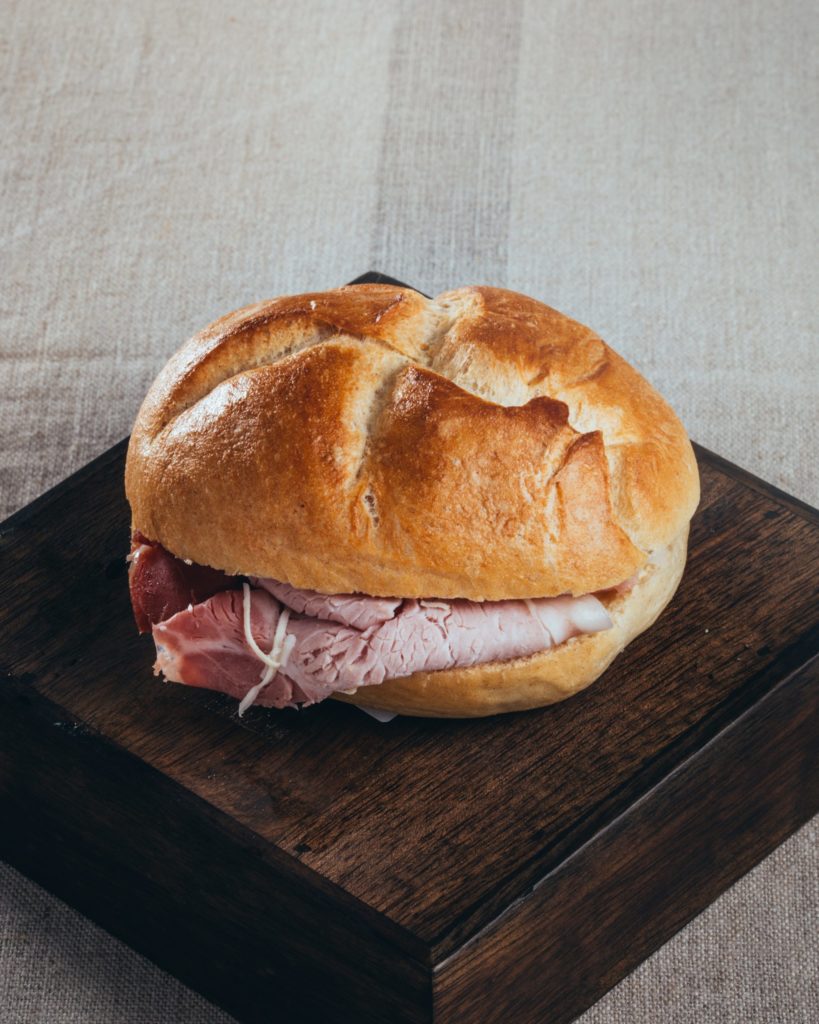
[129,534,618,714]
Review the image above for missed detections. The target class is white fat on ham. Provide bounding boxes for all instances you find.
[526,595,612,643]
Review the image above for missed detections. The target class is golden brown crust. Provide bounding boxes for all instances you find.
[126,285,699,600]
[337,527,689,717]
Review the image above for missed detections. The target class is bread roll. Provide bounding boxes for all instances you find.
[126,284,699,603]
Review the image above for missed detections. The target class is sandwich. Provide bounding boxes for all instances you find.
[125,284,699,717]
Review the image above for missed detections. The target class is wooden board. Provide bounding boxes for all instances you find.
[1,272,818,1024]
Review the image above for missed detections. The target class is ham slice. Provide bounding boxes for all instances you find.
[152,586,612,710]
[128,533,237,633]
[132,536,614,712]
[154,588,304,708]
[251,577,400,629]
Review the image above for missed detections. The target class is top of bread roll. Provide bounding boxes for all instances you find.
[125,284,699,600]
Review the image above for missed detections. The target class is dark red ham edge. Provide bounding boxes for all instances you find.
[128,532,239,633]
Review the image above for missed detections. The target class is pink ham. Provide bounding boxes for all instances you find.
[154,589,304,708]
[252,577,401,630]
[132,536,615,711]
[152,586,612,710]
[364,596,611,678]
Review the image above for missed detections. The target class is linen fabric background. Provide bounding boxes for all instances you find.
[1,0,817,1021]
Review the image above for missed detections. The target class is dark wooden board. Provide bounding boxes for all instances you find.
[1,272,818,1024]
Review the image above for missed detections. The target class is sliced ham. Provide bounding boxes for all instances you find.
[132,536,615,712]
[154,588,305,708]
[366,596,611,678]
[129,533,237,633]
[152,585,612,710]
[252,577,401,630]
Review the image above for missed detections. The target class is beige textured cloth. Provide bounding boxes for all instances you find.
[1,0,817,1020]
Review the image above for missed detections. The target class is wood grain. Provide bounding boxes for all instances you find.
[434,655,819,1023]
[0,273,817,1024]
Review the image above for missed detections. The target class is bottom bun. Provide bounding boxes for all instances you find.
[335,527,689,718]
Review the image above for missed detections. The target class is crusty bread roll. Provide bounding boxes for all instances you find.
[127,284,698,600]
[126,284,699,716]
